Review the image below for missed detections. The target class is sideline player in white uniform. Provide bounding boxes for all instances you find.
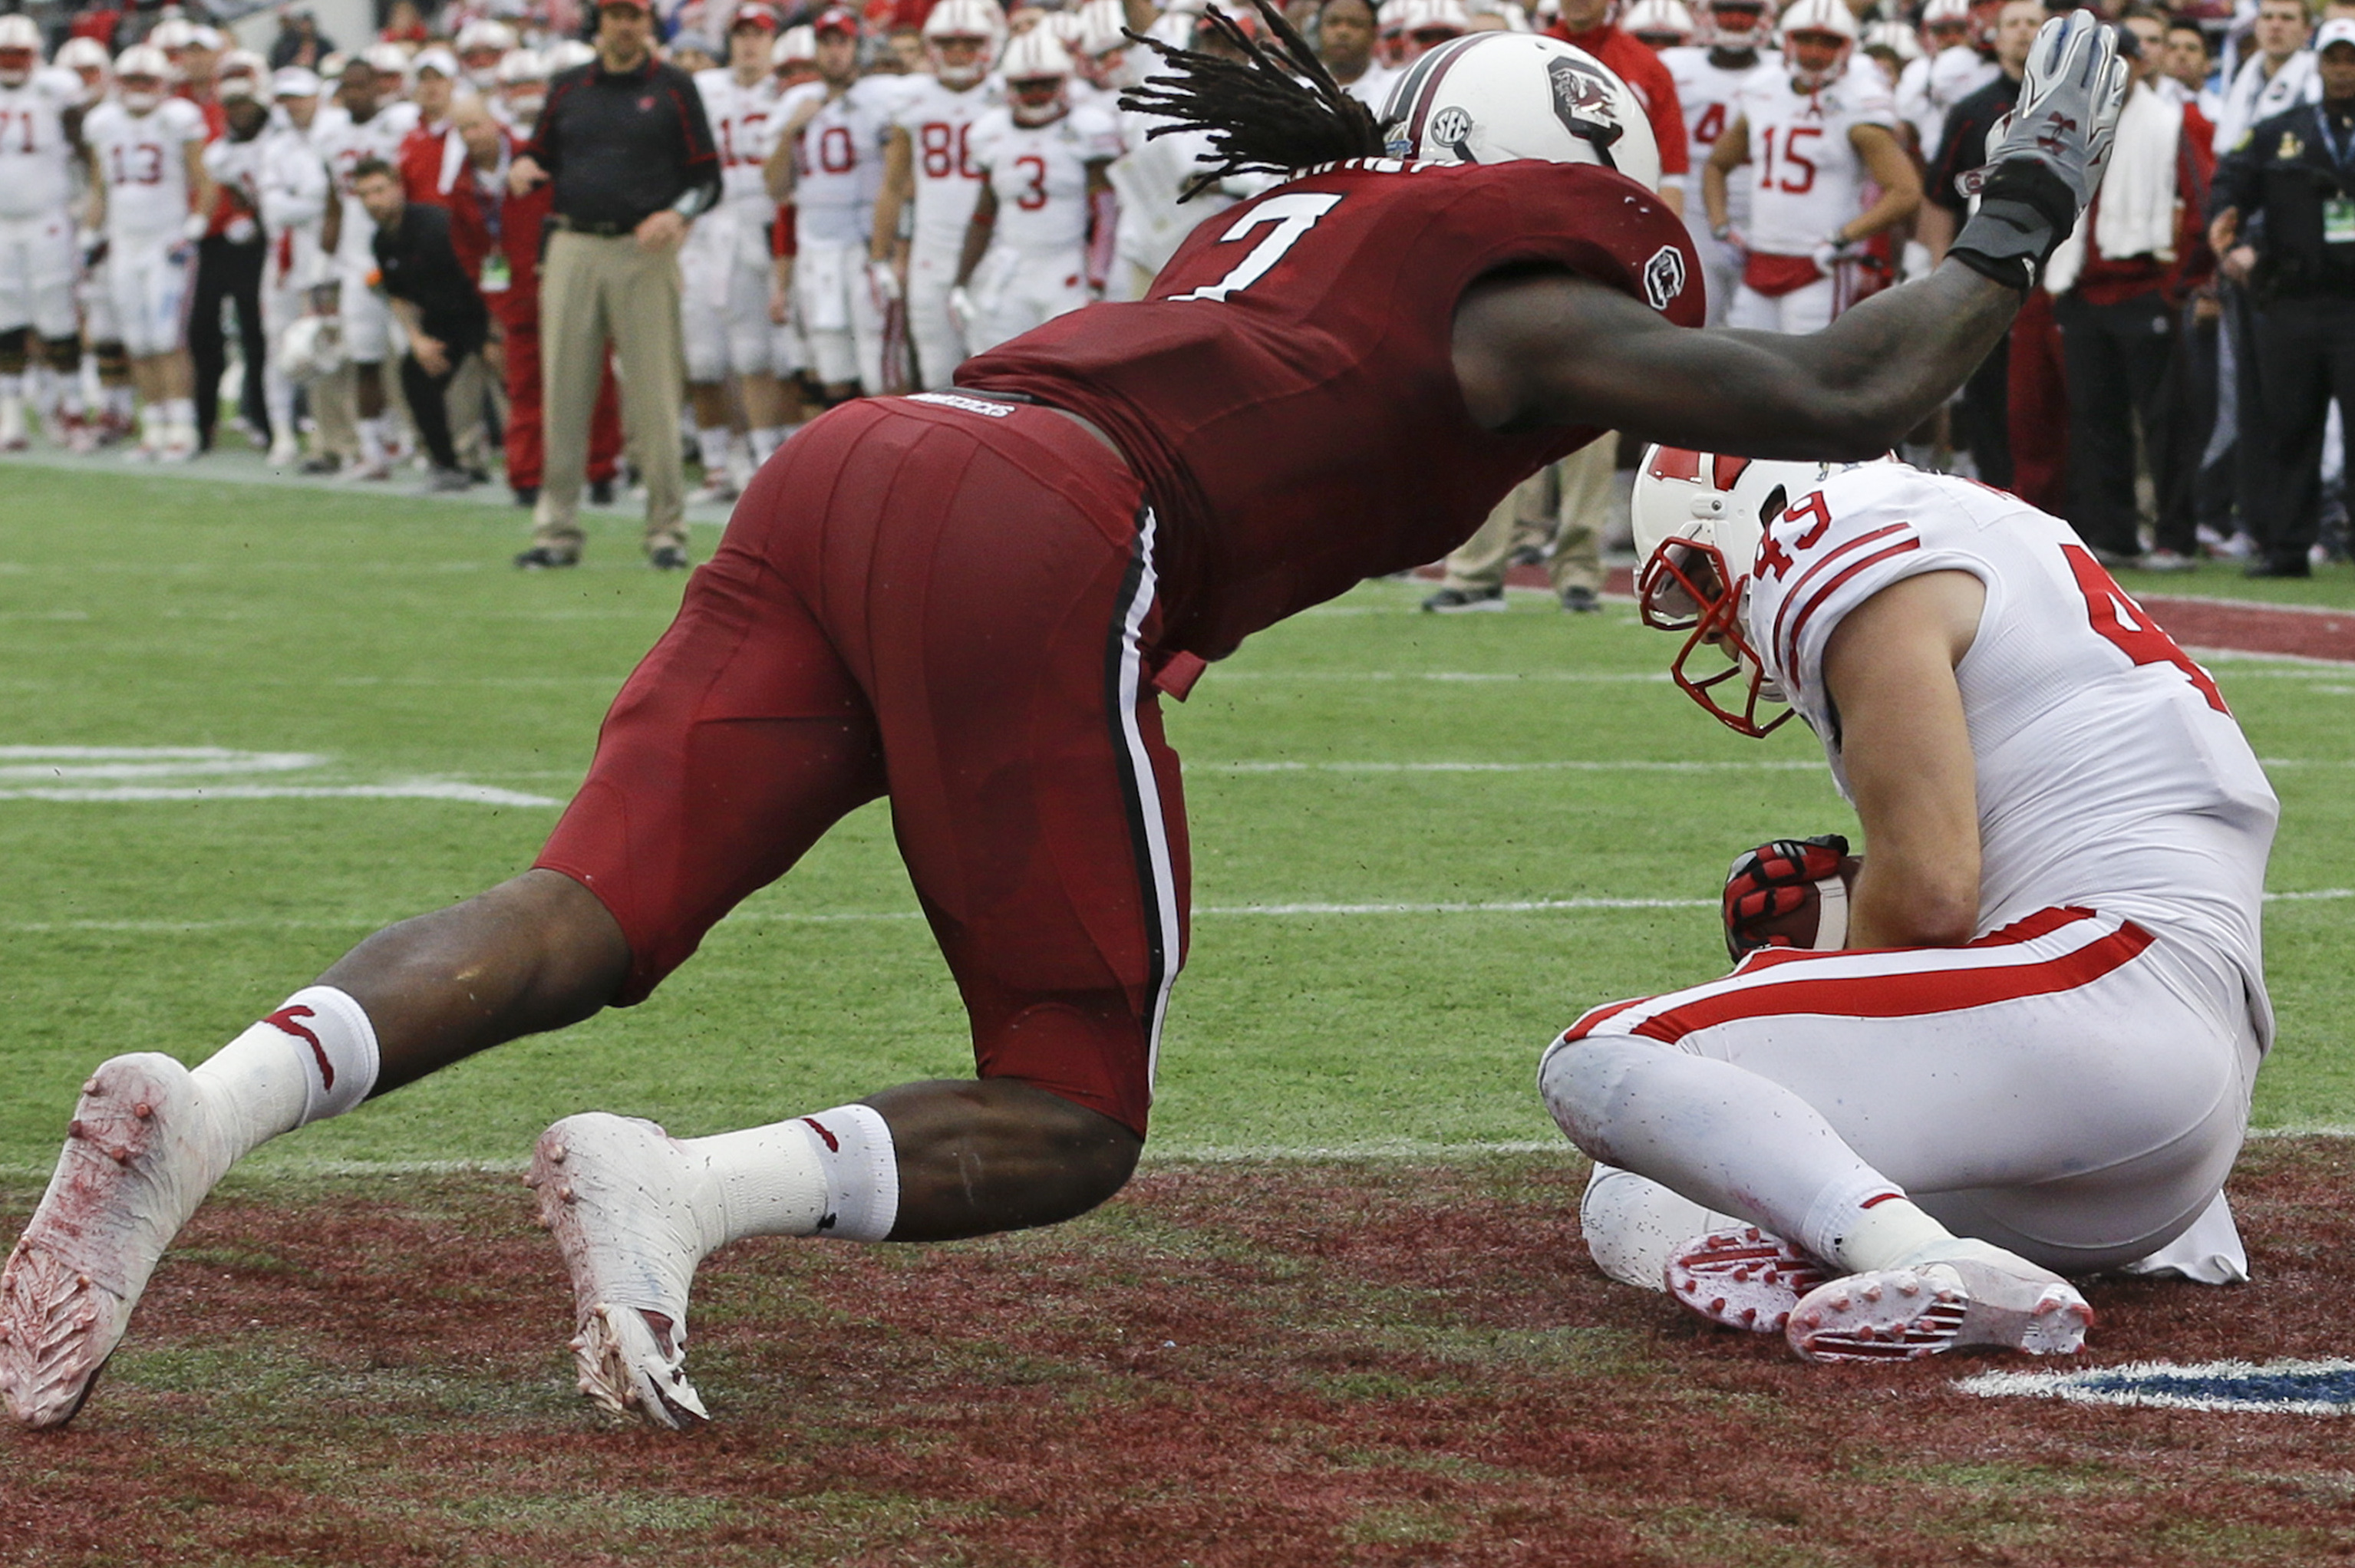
[0,18,84,448]
[684,2,789,500]
[1702,0,1918,334]
[1661,0,1776,324]
[765,7,893,401]
[83,46,212,460]
[315,52,419,477]
[1542,448,2275,1363]
[952,29,1121,357]
[1895,0,1994,161]
[254,68,335,465]
[870,0,1001,389]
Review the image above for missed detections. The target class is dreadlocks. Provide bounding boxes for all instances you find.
[1120,0,1388,200]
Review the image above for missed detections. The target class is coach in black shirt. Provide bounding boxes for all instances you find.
[506,0,721,570]
[356,157,491,492]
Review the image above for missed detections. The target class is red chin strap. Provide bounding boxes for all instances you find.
[1638,540,1793,739]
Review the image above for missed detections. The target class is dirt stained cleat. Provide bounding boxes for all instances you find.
[1665,1226,1832,1335]
[531,1112,719,1429]
[1785,1248,2093,1363]
[0,1054,229,1428]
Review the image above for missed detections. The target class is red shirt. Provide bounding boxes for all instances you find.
[961,158,1701,663]
[2072,103,2217,307]
[1550,22,1690,179]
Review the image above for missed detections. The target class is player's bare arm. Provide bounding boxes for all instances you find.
[1701,113,1747,236]
[872,124,913,263]
[1841,121,1920,242]
[1819,570,1985,947]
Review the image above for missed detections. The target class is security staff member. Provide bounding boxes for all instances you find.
[2210,15,2355,579]
[509,0,721,570]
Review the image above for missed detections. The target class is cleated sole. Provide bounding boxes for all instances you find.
[1786,1260,2093,1364]
[1664,1226,1832,1335]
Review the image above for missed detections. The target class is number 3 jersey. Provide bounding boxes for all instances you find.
[1745,461,2278,1033]
[959,158,1701,663]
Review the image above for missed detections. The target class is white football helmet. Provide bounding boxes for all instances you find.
[1621,0,1696,48]
[279,315,348,385]
[1921,0,1972,41]
[1776,0,1855,91]
[1074,0,1130,84]
[147,18,196,54]
[114,44,172,111]
[1701,0,1773,51]
[1398,0,1471,60]
[1863,19,1921,64]
[923,0,1003,86]
[363,41,415,86]
[1380,34,1661,193]
[544,38,599,74]
[1631,444,1886,736]
[0,15,41,86]
[1000,26,1073,125]
[57,35,112,84]
[770,27,816,71]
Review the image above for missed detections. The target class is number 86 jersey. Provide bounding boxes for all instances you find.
[959,158,1700,664]
[1745,463,2279,1032]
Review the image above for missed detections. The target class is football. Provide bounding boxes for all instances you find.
[1722,835,1864,959]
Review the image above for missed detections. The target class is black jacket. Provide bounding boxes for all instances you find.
[2212,100,2355,301]
[523,56,722,232]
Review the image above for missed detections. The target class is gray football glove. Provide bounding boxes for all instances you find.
[1948,12,2130,290]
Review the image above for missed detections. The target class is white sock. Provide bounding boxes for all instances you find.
[1822,1190,1955,1274]
[164,397,195,439]
[681,1103,899,1245]
[358,414,389,466]
[137,404,163,443]
[189,986,381,1163]
[747,427,783,465]
[696,427,732,477]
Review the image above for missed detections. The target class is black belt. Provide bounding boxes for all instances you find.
[549,216,637,239]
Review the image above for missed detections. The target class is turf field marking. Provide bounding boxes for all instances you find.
[1211,670,1673,682]
[0,782,561,805]
[0,746,561,805]
[0,746,324,779]
[1205,759,1822,774]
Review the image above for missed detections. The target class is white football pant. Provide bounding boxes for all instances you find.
[962,243,1090,358]
[903,243,967,391]
[0,212,79,338]
[1727,272,1836,335]
[791,236,884,393]
[681,205,778,384]
[106,236,193,357]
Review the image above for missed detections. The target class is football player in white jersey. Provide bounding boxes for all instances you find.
[1621,0,1694,50]
[455,19,518,94]
[1895,0,1993,160]
[1702,0,1918,334]
[255,68,335,466]
[0,17,85,449]
[951,29,1121,356]
[494,48,547,137]
[684,2,790,501]
[870,0,1001,390]
[1662,0,1776,324]
[1542,447,2277,1365]
[83,46,213,460]
[315,54,419,476]
[765,7,894,400]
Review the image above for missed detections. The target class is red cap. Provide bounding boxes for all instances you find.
[729,1,782,29]
[811,5,860,36]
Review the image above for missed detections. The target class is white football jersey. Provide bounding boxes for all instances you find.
[1745,462,2277,1032]
[315,100,418,264]
[694,67,779,206]
[85,96,208,240]
[1898,45,1998,160]
[256,122,335,288]
[892,74,998,253]
[1664,47,1773,227]
[1342,61,1398,115]
[1733,63,1898,257]
[0,71,80,219]
[781,78,891,245]
[971,103,1120,252]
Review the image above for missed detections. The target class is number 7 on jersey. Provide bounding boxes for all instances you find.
[1169,193,1344,304]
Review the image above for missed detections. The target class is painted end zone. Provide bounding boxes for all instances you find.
[2,1137,2352,1564]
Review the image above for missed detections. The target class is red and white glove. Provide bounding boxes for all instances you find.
[1722,833,1857,962]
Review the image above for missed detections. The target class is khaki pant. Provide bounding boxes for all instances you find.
[1439,435,1611,595]
[534,230,688,556]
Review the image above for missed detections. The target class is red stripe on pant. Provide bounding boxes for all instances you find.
[1630,914,2154,1046]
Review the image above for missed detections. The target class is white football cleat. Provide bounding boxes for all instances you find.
[529,1112,721,1429]
[1664,1226,1832,1335]
[1785,1241,2093,1364]
[0,1054,233,1428]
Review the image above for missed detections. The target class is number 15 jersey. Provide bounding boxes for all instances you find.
[959,157,1701,664]
[1746,461,2278,1034]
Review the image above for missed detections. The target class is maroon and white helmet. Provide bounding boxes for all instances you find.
[1629,444,1832,737]
[0,14,41,86]
[1776,0,1855,91]
[1621,0,1696,50]
[114,44,173,111]
[1381,33,1661,192]
[1700,0,1773,51]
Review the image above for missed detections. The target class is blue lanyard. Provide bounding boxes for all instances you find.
[2315,104,2355,170]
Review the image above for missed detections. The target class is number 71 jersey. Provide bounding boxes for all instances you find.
[958,157,1702,663]
[1744,461,2278,1023]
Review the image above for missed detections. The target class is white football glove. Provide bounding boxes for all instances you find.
[866,257,902,308]
[1809,234,1868,275]
[947,285,978,340]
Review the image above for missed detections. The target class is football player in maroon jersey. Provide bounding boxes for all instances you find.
[1,7,2125,1430]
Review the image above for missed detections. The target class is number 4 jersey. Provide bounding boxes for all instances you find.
[1744,460,2278,1036]
[959,157,1701,663]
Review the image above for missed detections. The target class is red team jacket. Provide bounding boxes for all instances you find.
[961,157,1702,664]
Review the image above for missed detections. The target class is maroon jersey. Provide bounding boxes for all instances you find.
[958,156,1702,662]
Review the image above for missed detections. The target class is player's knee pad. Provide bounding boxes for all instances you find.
[1536,1029,1663,1158]
[0,327,27,373]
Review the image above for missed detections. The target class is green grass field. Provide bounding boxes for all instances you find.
[3,460,2351,1171]
[7,461,2355,1567]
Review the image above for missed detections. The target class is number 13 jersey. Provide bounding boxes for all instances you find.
[959,157,1701,662]
[1744,461,2278,1033]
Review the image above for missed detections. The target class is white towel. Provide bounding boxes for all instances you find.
[2045,81,2184,295]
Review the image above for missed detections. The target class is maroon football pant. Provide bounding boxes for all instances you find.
[535,397,1188,1137]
